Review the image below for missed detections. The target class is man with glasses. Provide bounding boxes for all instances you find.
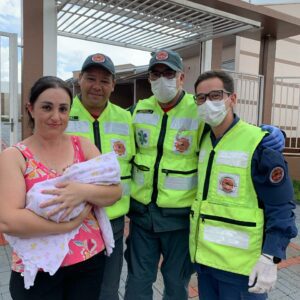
[189,70,297,300]
[125,49,199,300]
[124,50,285,300]
[195,89,231,103]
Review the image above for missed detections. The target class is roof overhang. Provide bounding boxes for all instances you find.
[192,0,300,41]
[55,0,262,52]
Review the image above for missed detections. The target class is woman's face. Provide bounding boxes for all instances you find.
[28,87,71,135]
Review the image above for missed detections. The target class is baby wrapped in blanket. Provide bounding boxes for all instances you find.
[5,152,120,289]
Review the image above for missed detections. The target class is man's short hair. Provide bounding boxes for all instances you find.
[194,70,234,93]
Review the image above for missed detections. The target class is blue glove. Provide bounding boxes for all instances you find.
[260,124,285,152]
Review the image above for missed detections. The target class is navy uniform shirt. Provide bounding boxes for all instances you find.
[128,201,190,232]
[195,115,298,284]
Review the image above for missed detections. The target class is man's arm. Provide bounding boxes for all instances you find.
[248,146,297,294]
[252,146,297,257]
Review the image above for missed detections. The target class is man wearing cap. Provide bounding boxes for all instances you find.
[65,53,135,300]
[124,50,286,300]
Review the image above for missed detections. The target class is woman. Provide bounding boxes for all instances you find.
[0,76,122,300]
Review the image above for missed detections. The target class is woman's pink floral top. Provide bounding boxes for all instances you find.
[12,136,105,273]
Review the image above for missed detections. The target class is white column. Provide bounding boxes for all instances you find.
[201,40,212,73]
[43,0,57,75]
[235,36,241,72]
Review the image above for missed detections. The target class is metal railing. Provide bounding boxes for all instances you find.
[272,77,300,153]
[223,72,300,154]
[226,71,264,126]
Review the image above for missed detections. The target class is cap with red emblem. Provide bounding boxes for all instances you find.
[81,53,115,75]
[148,49,183,72]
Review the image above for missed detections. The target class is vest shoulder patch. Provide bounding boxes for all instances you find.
[269,166,285,184]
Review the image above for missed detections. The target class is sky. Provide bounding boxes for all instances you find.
[1,0,300,82]
[0,0,150,81]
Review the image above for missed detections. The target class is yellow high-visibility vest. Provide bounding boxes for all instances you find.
[131,93,204,208]
[66,96,135,219]
[189,120,266,275]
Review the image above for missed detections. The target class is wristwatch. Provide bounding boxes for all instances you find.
[262,253,282,264]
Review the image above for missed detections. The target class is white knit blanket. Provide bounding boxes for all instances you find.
[5,152,120,289]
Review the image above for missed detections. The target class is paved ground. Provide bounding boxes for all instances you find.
[1,204,299,300]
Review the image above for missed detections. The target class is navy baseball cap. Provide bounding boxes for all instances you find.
[81,53,115,75]
[148,49,183,72]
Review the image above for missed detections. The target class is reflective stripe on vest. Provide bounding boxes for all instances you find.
[164,174,198,190]
[170,117,199,130]
[104,122,129,136]
[134,113,160,126]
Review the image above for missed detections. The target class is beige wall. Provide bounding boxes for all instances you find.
[275,38,300,76]
[236,4,300,77]
[182,56,201,94]
[267,3,300,19]
[236,37,260,75]
[285,156,300,181]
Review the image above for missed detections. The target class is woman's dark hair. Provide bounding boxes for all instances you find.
[27,76,73,129]
[194,70,234,94]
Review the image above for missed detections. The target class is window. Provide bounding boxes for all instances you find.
[221,59,235,71]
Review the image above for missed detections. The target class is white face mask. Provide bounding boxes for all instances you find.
[197,99,228,127]
[150,77,178,103]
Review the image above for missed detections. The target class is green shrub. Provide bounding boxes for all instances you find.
[293,180,300,203]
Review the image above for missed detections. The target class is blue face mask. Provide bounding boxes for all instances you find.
[150,77,178,103]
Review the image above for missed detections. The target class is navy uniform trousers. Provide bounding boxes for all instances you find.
[99,216,124,300]
[124,219,193,300]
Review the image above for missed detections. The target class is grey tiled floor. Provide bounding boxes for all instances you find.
[1,204,300,300]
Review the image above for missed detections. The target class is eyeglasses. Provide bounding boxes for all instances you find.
[193,90,231,105]
[149,70,177,81]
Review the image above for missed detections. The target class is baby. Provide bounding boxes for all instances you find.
[5,152,120,289]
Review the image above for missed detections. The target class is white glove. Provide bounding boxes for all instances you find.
[248,254,277,294]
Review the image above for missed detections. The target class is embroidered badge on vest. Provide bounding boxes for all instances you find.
[174,137,190,153]
[137,129,149,146]
[269,166,284,183]
[220,176,236,193]
[112,140,126,157]
[217,173,241,197]
[174,130,191,153]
